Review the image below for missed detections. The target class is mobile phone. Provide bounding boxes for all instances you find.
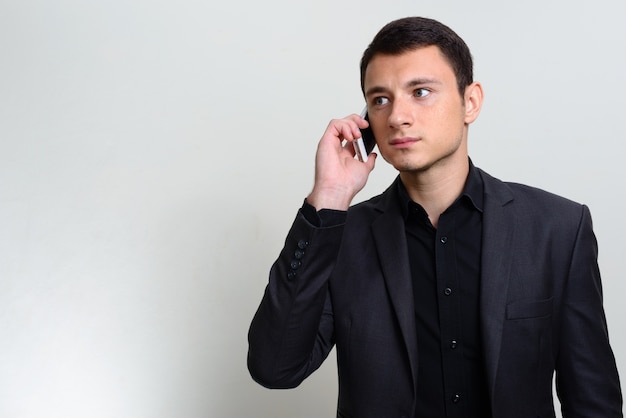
[353,106,376,162]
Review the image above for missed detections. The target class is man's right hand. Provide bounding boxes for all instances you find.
[307,114,377,211]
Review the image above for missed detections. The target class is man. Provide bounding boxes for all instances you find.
[247,17,622,417]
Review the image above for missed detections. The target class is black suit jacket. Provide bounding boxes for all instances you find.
[248,168,622,417]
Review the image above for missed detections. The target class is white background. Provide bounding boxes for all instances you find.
[1,0,625,417]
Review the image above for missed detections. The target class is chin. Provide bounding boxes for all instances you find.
[381,151,419,170]
[397,164,430,174]
[388,156,430,173]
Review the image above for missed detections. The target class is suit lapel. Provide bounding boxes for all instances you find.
[371,181,419,394]
[477,169,516,401]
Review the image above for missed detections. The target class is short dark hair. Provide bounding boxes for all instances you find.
[360,17,473,96]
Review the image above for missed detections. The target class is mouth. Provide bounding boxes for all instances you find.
[389,137,420,148]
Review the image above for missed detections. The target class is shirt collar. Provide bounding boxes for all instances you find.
[397,158,484,221]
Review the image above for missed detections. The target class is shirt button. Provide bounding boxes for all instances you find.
[452,393,461,403]
[444,287,452,296]
[297,239,309,250]
[450,339,458,349]
[294,249,305,259]
[440,236,448,243]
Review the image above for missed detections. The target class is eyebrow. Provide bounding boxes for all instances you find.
[365,78,441,98]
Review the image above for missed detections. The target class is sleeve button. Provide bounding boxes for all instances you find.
[290,260,302,270]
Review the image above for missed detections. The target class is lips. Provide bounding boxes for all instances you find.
[389,137,420,148]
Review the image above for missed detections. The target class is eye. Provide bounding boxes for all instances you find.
[414,88,430,98]
[373,96,389,106]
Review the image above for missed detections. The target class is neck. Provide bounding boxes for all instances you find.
[400,157,469,228]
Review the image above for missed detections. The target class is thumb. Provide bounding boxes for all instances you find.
[365,152,377,171]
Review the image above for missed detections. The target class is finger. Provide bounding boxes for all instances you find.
[343,139,357,158]
[364,152,377,170]
[338,121,361,142]
[344,113,370,130]
[324,116,368,144]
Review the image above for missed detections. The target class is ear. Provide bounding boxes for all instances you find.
[463,81,484,125]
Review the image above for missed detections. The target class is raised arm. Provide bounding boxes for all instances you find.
[247,113,377,388]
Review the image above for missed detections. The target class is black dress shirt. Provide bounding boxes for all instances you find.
[398,162,490,418]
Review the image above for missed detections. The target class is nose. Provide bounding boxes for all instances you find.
[387,99,413,129]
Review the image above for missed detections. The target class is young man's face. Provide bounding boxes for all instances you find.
[363,45,481,175]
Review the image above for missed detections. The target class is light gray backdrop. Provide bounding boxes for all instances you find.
[1,0,624,417]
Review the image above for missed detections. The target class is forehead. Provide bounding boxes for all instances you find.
[363,45,456,89]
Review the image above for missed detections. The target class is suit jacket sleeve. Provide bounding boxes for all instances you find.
[247,208,343,389]
[556,205,623,416]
